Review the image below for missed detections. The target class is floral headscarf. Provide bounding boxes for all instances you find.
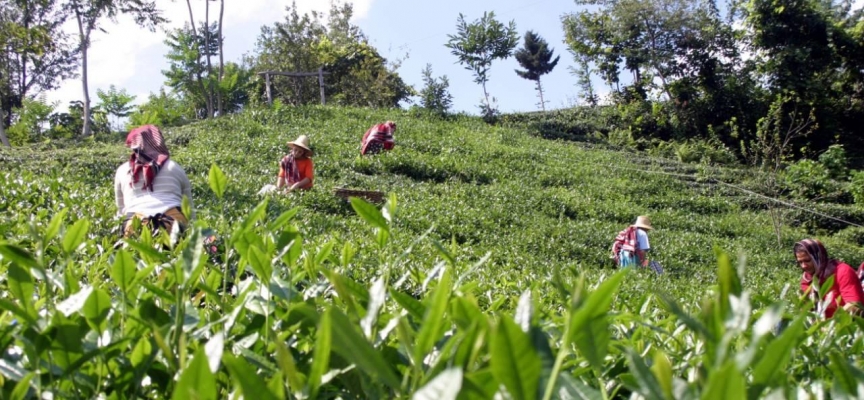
[794,238,840,282]
[126,125,170,191]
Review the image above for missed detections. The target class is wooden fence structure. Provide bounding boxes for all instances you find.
[257,67,330,106]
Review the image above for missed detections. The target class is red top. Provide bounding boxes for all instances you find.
[278,158,314,189]
[801,262,864,318]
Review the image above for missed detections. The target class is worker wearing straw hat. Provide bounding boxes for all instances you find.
[614,216,653,268]
[276,134,314,192]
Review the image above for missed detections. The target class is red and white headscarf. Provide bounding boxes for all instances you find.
[126,125,170,191]
[361,121,396,155]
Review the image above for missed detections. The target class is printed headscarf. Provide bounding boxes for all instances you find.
[280,154,301,185]
[361,121,396,155]
[126,125,170,192]
[794,238,840,282]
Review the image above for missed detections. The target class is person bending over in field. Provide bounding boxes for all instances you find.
[611,216,653,268]
[276,134,314,192]
[115,125,194,239]
[795,238,864,318]
[360,120,396,156]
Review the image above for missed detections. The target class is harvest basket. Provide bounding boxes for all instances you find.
[333,187,386,203]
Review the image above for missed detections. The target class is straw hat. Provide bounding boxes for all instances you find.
[634,216,653,230]
[287,135,313,155]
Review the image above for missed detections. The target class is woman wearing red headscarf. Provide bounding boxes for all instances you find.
[795,238,864,318]
[360,121,396,155]
[114,125,194,238]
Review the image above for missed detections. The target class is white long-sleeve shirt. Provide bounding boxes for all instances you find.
[114,160,194,218]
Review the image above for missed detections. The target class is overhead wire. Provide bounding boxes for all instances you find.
[584,159,864,229]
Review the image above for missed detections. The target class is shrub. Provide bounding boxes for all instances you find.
[851,170,864,206]
[818,144,848,180]
[782,159,831,200]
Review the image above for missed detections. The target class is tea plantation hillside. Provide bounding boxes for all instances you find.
[2,106,864,398]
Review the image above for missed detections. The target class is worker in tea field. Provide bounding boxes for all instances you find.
[114,125,193,238]
[360,120,396,155]
[276,134,314,192]
[795,238,864,318]
[611,216,652,268]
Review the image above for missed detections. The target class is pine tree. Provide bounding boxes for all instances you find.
[514,31,560,111]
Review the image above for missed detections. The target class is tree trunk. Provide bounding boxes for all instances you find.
[536,78,546,112]
[186,0,211,119]
[481,81,491,116]
[0,110,9,147]
[204,0,214,118]
[217,0,225,115]
[75,10,92,136]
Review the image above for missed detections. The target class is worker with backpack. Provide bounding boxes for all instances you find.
[611,216,653,268]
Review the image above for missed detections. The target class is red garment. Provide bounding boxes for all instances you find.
[361,121,396,155]
[610,226,637,264]
[278,157,314,189]
[801,262,864,318]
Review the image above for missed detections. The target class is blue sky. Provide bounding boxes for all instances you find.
[45,0,588,115]
[357,0,583,113]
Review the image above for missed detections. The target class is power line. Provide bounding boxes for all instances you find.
[590,161,864,229]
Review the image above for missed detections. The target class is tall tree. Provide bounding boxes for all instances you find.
[183,0,212,118]
[1,0,77,146]
[163,22,221,118]
[514,31,559,111]
[445,11,518,118]
[217,0,224,115]
[64,0,164,136]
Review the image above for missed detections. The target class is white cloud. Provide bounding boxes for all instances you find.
[46,0,373,112]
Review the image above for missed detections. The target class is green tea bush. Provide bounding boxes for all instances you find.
[3,105,864,399]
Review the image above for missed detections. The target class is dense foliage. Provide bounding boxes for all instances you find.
[250,2,412,109]
[562,0,864,163]
[2,106,864,398]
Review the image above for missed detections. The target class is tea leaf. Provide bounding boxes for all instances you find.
[10,372,34,400]
[413,367,462,400]
[350,197,389,232]
[702,361,745,400]
[172,347,217,400]
[268,207,300,231]
[44,208,68,245]
[490,316,541,400]
[327,307,401,389]
[308,307,332,399]
[414,269,451,365]
[751,317,804,388]
[7,264,34,314]
[625,349,665,400]
[62,218,90,254]
[208,163,227,199]
[82,288,112,333]
[111,249,136,295]
[223,354,279,400]
[0,243,40,270]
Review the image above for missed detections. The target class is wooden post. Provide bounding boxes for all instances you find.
[318,66,326,105]
[265,73,272,106]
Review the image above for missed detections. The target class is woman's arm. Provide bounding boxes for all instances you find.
[837,264,864,316]
[636,250,648,267]
[114,167,125,216]
[287,177,311,192]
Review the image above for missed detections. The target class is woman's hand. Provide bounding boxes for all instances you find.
[843,302,864,317]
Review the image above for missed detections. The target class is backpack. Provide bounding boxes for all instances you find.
[610,226,638,265]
